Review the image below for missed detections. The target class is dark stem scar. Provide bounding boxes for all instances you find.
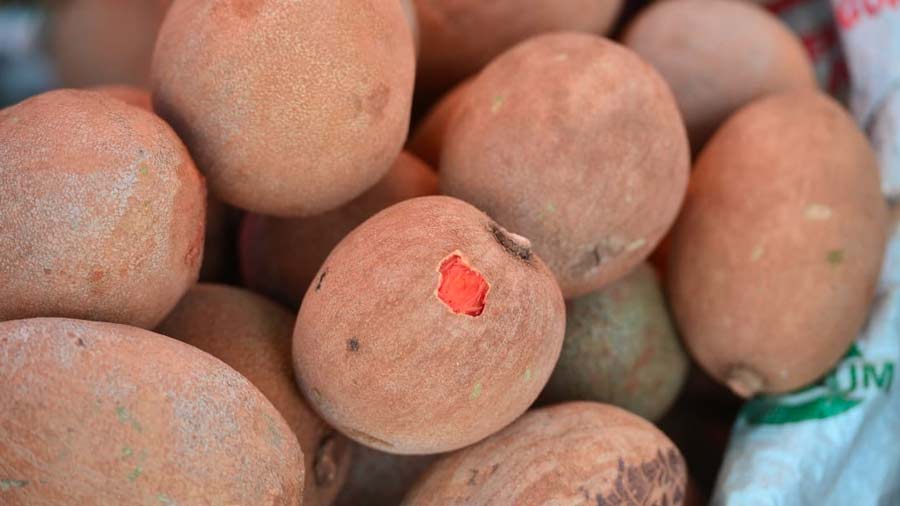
[488,223,532,261]
[315,269,328,292]
[347,338,359,352]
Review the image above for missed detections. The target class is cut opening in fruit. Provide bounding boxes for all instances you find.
[437,254,489,316]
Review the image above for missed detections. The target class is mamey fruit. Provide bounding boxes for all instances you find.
[293,196,565,454]
[48,0,172,87]
[623,0,816,149]
[407,79,472,168]
[0,89,205,328]
[156,285,350,506]
[541,263,689,421]
[402,402,686,506]
[668,91,888,397]
[241,152,437,308]
[0,318,304,505]
[414,0,623,94]
[92,84,152,111]
[152,0,416,216]
[333,445,437,506]
[441,33,690,298]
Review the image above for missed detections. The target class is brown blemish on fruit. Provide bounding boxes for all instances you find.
[725,365,765,398]
[489,223,532,261]
[89,270,105,282]
[594,450,684,505]
[363,83,391,119]
[347,338,359,352]
[436,253,489,316]
[230,0,263,19]
[76,338,86,348]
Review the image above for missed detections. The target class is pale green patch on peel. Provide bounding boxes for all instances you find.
[128,466,143,482]
[805,204,833,221]
[827,250,845,266]
[470,383,483,400]
[115,405,143,432]
[139,164,150,176]
[523,368,533,382]
[0,479,28,491]
[491,95,505,113]
[750,245,765,262]
[263,413,282,449]
[158,494,175,505]
[122,447,133,458]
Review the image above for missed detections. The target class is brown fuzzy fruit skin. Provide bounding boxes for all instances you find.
[48,0,172,87]
[156,285,350,506]
[0,318,304,505]
[414,0,623,94]
[333,444,438,506]
[541,263,689,422]
[440,33,690,299]
[91,84,153,111]
[90,84,237,283]
[622,0,816,150]
[0,89,205,329]
[151,0,416,217]
[293,196,566,454]
[407,79,472,168]
[668,91,888,397]
[241,152,438,308]
[401,402,687,506]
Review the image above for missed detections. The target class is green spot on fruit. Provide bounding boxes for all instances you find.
[491,95,505,113]
[0,479,28,491]
[157,494,175,505]
[128,466,142,482]
[523,368,533,382]
[122,447,133,458]
[827,250,845,266]
[470,382,483,400]
[139,164,149,176]
[546,203,556,214]
[115,405,143,432]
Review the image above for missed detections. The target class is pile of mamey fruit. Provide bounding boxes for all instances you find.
[0,0,888,505]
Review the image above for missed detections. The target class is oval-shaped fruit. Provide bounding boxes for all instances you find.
[156,284,350,506]
[622,0,816,149]
[151,0,415,216]
[668,91,888,397]
[293,196,566,454]
[402,402,686,506]
[0,318,304,505]
[407,79,472,168]
[0,89,205,328]
[440,33,689,298]
[541,263,689,421]
[414,0,623,93]
[333,444,437,506]
[48,0,172,87]
[241,152,437,308]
